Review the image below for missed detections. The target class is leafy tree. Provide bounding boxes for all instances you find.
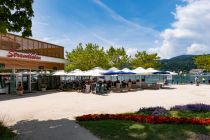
[65,43,110,71]
[131,51,160,69]
[0,0,34,37]
[194,55,210,72]
[107,46,130,69]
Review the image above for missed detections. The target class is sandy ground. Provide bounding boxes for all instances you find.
[0,85,209,139]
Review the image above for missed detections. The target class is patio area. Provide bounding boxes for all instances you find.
[0,84,209,125]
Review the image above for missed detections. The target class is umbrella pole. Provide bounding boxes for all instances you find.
[140,75,141,88]
[110,76,112,87]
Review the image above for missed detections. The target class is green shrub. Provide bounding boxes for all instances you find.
[0,121,16,140]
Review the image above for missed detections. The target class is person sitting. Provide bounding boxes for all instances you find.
[91,82,96,94]
[59,81,64,90]
[16,82,24,96]
[136,79,141,88]
[85,81,91,93]
[107,80,112,90]
[116,80,121,90]
[128,79,132,90]
[122,80,127,88]
[164,80,168,85]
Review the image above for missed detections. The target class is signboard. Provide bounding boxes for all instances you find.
[7,51,41,60]
[1,50,66,64]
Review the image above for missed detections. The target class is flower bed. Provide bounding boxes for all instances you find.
[170,104,210,112]
[76,114,210,125]
[138,107,168,116]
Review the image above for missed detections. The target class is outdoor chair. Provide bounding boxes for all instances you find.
[136,81,141,88]
[100,84,105,94]
[128,82,132,91]
[141,83,160,90]
[96,84,100,94]
[114,83,121,92]
[116,83,121,88]
[85,84,91,93]
[91,83,97,94]
[131,84,139,90]
[101,84,108,94]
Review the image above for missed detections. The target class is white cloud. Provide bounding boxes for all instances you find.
[93,0,143,29]
[150,0,210,58]
[92,0,159,35]
[187,43,210,54]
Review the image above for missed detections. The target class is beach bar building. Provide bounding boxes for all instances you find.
[0,33,67,94]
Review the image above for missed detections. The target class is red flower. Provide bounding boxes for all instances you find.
[76,114,210,125]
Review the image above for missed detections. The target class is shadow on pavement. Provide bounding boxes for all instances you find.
[161,87,176,90]
[0,90,61,101]
[12,119,99,140]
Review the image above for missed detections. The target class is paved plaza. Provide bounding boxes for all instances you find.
[0,85,209,139]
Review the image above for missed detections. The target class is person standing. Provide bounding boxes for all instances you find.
[195,76,199,86]
[202,77,205,84]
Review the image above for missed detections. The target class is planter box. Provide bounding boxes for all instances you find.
[17,90,23,96]
[41,88,46,91]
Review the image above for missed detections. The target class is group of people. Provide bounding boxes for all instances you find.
[194,77,207,86]
[60,79,110,94]
[60,79,143,94]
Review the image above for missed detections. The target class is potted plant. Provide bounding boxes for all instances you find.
[41,84,47,91]
[16,84,24,96]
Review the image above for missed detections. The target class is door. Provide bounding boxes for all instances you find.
[22,75,29,93]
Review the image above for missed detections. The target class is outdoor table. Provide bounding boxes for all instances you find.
[116,83,121,89]
[142,83,160,90]
[85,84,91,93]
[128,82,132,90]
[136,81,141,88]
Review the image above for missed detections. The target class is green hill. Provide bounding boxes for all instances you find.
[160,55,197,72]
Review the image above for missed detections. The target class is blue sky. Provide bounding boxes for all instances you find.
[32,0,210,58]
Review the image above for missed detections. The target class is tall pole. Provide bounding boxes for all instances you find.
[12,67,16,94]
[29,68,32,92]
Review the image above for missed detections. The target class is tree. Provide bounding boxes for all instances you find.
[131,51,160,69]
[65,43,110,71]
[194,55,210,72]
[107,46,130,69]
[0,0,34,37]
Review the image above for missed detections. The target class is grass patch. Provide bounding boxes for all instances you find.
[169,110,210,118]
[0,122,16,140]
[79,120,210,140]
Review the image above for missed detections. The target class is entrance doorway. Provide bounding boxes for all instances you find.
[22,75,29,93]
[0,69,61,94]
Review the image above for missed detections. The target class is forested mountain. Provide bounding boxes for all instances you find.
[160,55,197,72]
